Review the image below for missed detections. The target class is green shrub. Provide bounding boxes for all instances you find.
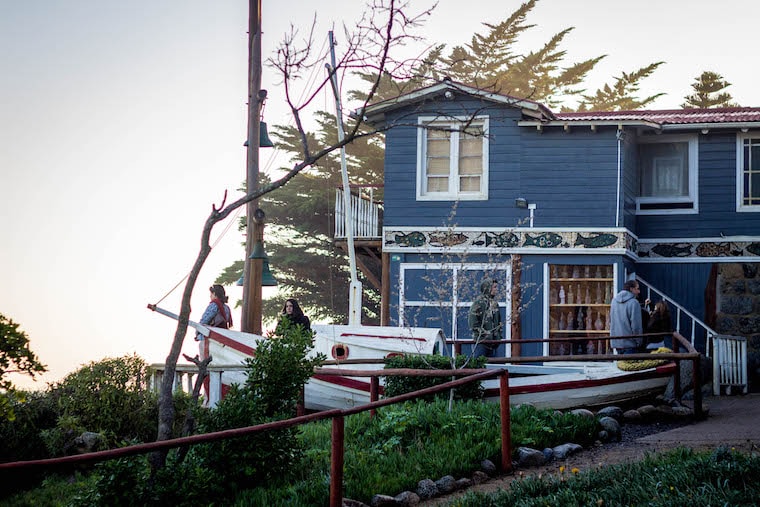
[510,403,600,449]
[383,354,487,400]
[70,325,324,506]
[46,354,158,451]
[0,389,58,463]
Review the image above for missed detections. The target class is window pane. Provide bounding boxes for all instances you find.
[459,156,482,175]
[460,176,480,192]
[427,176,448,192]
[639,142,689,197]
[751,173,760,203]
[459,137,482,157]
[427,138,450,157]
[751,144,760,170]
[427,158,450,175]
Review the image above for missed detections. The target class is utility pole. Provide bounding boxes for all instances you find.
[241,0,263,334]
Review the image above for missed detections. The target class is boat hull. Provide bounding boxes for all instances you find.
[203,327,673,411]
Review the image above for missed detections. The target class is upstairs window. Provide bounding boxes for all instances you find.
[737,134,760,211]
[417,116,489,200]
[636,135,698,214]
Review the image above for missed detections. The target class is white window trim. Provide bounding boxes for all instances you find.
[399,262,511,356]
[416,115,489,201]
[635,134,699,215]
[736,133,760,212]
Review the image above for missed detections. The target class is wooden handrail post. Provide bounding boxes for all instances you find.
[330,416,345,507]
[296,386,305,417]
[499,371,512,473]
[370,376,379,418]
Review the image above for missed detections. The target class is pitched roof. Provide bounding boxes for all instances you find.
[360,79,555,124]
[361,79,760,130]
[556,108,760,125]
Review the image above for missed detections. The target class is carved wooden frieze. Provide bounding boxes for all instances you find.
[383,228,632,254]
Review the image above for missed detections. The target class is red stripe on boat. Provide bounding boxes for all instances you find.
[209,331,256,356]
[312,374,385,395]
[484,362,677,397]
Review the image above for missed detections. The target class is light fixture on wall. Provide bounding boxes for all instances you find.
[515,198,537,227]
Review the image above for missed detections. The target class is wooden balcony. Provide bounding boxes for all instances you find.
[334,186,386,321]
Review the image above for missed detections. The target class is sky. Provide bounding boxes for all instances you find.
[2,0,759,390]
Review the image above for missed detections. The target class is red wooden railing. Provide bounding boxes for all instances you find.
[0,368,510,507]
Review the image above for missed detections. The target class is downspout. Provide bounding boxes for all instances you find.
[615,128,625,227]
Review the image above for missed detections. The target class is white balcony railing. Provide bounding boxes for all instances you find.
[334,187,382,239]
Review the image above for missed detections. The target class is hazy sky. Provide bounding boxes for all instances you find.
[3,0,758,389]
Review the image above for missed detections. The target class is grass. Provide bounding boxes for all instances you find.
[443,447,760,506]
[235,399,599,505]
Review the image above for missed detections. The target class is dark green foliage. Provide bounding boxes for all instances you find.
[682,70,740,108]
[247,400,599,504]
[245,319,326,417]
[0,313,47,421]
[0,389,58,462]
[510,403,599,449]
[576,62,665,111]
[450,447,760,506]
[67,326,324,505]
[43,355,160,452]
[383,354,487,400]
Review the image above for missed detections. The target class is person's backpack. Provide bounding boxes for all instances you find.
[210,301,230,329]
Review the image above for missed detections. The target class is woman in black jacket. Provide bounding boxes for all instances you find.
[277,298,311,332]
[646,300,672,348]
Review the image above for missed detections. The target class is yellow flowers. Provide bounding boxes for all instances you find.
[571,467,580,474]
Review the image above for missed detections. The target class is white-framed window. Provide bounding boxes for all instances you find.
[737,133,760,211]
[398,262,511,355]
[416,116,489,200]
[636,134,698,214]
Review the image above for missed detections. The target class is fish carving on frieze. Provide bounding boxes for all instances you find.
[746,242,760,256]
[483,231,520,248]
[574,232,618,248]
[651,243,693,257]
[428,232,468,247]
[388,231,426,247]
[523,232,564,248]
[695,242,732,257]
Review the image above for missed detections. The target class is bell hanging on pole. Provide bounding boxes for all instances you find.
[259,121,274,148]
[261,259,278,287]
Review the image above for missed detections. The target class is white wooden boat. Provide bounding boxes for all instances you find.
[150,307,672,411]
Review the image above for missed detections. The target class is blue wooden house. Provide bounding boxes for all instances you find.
[337,79,760,389]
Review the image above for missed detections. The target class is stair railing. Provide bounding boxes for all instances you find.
[636,275,748,395]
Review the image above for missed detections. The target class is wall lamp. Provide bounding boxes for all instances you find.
[515,198,536,227]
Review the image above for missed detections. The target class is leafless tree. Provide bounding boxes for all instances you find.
[151,0,437,468]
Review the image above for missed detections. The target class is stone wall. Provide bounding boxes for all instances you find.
[715,263,760,391]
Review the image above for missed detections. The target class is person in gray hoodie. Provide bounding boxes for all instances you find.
[609,279,644,354]
[468,278,502,357]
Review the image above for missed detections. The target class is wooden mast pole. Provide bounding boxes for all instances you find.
[241,0,263,334]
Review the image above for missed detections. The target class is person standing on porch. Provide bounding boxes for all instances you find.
[468,278,502,358]
[609,279,644,354]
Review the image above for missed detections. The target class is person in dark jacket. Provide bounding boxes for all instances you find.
[609,279,643,354]
[277,298,311,332]
[468,278,502,358]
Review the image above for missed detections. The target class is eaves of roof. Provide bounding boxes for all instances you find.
[358,79,556,124]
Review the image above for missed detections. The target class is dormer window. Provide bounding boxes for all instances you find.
[636,134,698,214]
[416,116,489,200]
[737,134,760,211]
